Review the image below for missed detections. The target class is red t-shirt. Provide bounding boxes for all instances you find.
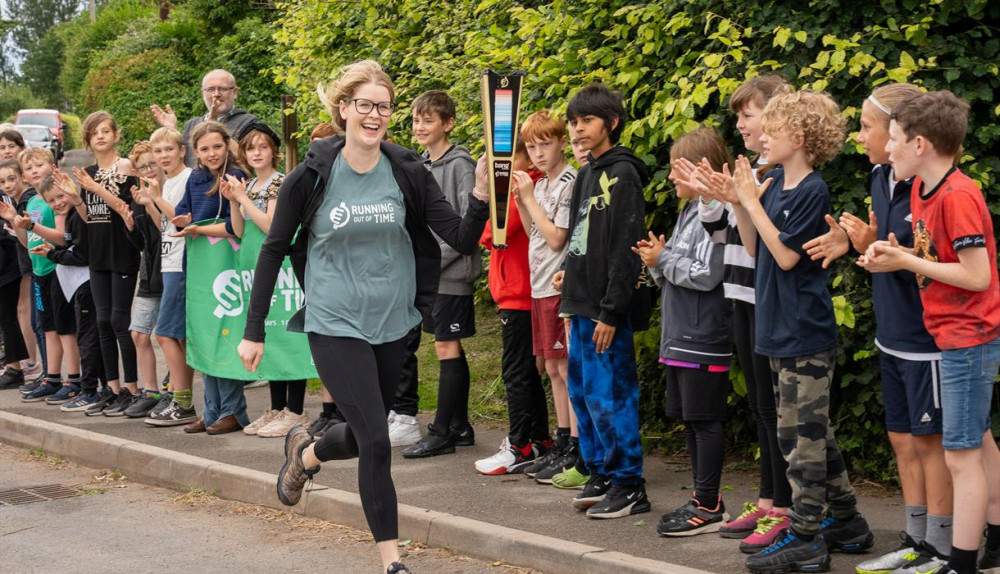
[910,168,1000,350]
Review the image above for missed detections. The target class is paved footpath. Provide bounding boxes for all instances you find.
[0,443,537,574]
[1,378,907,574]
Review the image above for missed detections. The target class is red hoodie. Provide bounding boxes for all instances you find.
[479,169,543,311]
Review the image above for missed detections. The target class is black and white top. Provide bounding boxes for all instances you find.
[84,159,141,274]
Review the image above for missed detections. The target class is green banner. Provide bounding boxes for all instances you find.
[185,219,317,381]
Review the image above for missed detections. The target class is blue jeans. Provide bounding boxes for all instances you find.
[939,336,1000,450]
[567,315,643,485]
[202,374,251,428]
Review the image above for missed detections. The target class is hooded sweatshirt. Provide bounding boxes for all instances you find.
[426,145,482,295]
[560,146,648,326]
[649,201,731,365]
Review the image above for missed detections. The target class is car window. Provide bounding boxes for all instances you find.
[16,126,52,140]
[16,114,58,128]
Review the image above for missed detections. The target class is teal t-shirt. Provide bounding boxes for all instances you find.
[26,194,56,277]
[301,153,421,343]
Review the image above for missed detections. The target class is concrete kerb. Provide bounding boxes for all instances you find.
[0,411,712,574]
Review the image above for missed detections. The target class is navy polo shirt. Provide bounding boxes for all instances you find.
[754,168,837,358]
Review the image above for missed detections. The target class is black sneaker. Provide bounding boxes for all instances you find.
[401,426,456,458]
[124,391,161,418]
[572,474,612,510]
[586,480,651,519]
[147,392,174,418]
[21,380,60,402]
[85,389,117,416]
[979,542,1000,570]
[0,368,25,389]
[535,442,580,484]
[449,423,475,446]
[386,561,410,573]
[657,498,729,536]
[525,435,567,478]
[308,411,332,437]
[745,530,831,574]
[144,400,197,426]
[102,388,136,417]
[819,513,874,553]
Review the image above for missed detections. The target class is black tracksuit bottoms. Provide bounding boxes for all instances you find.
[308,332,407,543]
[500,309,549,446]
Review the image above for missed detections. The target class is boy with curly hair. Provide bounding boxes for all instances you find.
[728,91,874,573]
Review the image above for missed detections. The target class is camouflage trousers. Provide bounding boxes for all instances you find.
[770,348,858,536]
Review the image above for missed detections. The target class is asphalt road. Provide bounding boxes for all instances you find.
[0,443,537,574]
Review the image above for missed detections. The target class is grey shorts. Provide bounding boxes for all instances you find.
[129,295,161,335]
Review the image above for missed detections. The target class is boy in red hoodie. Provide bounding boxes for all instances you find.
[474,141,552,475]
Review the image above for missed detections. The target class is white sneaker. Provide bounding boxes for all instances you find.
[388,413,421,447]
[20,361,42,381]
[257,408,310,438]
[474,437,535,475]
[244,409,281,435]
[387,409,398,424]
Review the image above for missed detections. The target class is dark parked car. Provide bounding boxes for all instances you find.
[15,124,62,161]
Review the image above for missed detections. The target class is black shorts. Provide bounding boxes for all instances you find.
[879,351,942,436]
[34,272,76,335]
[664,364,730,421]
[422,294,476,341]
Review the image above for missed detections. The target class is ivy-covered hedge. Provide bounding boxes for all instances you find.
[57,0,284,153]
[272,0,1000,479]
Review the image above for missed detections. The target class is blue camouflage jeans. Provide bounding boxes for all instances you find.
[567,315,643,485]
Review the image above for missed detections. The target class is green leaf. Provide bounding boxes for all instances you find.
[794,30,807,43]
[773,27,790,48]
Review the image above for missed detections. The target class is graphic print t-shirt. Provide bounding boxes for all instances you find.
[529,164,576,298]
[160,167,192,273]
[302,154,421,343]
[910,168,1000,350]
[84,161,140,273]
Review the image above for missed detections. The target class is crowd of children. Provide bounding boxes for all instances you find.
[1,61,998,574]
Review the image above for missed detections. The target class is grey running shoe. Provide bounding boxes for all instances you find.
[745,530,831,574]
[855,533,920,574]
[276,425,319,506]
[144,400,197,426]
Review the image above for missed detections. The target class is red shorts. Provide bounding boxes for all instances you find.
[531,295,568,359]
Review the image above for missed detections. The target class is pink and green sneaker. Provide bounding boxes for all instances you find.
[720,502,767,538]
[739,510,791,554]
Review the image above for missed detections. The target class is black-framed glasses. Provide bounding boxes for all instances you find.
[350,98,394,117]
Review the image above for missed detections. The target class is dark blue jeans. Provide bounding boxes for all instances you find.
[567,315,643,485]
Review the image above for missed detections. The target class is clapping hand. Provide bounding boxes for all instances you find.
[732,155,772,207]
[803,214,850,269]
[29,241,54,256]
[631,231,666,268]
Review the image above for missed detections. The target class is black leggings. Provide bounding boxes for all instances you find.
[269,380,307,414]
[684,420,725,506]
[89,270,138,384]
[308,332,406,543]
[500,309,548,446]
[0,279,28,365]
[733,300,792,508]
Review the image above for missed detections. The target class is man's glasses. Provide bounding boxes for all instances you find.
[350,98,394,117]
[202,86,236,95]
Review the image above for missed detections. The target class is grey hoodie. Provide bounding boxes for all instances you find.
[426,145,482,295]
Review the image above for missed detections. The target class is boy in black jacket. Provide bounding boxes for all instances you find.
[557,84,650,519]
[33,174,106,412]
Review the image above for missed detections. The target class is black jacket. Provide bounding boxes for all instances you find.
[46,209,89,268]
[560,146,649,327]
[243,136,490,342]
[0,192,20,287]
[132,210,163,297]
